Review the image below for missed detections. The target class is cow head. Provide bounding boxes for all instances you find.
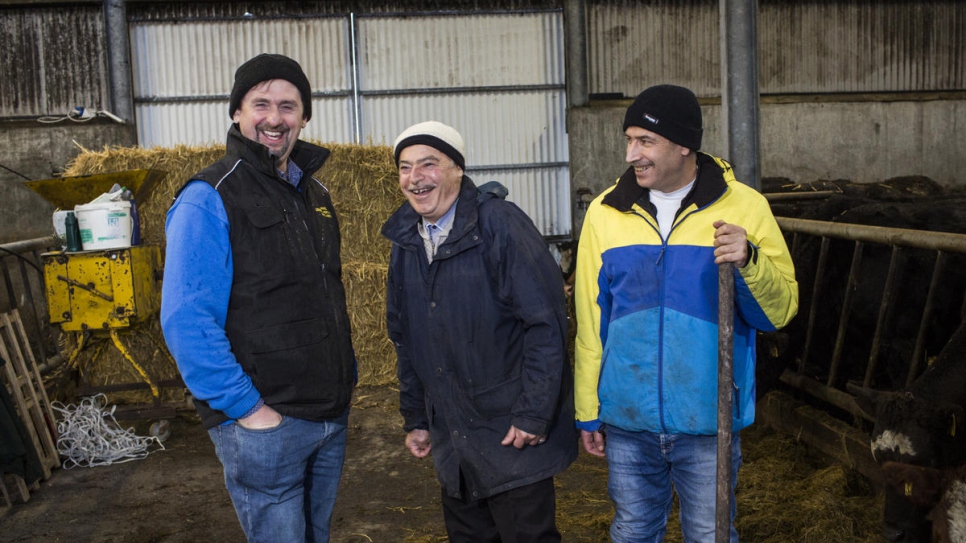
[850,384,966,542]
[881,462,966,543]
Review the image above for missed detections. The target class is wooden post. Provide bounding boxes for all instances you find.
[716,262,735,543]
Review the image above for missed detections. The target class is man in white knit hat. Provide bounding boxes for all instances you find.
[382,121,577,542]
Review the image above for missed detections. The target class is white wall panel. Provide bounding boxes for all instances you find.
[358,12,563,90]
[361,91,567,165]
[131,18,349,99]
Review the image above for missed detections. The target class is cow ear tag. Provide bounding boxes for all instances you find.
[951,413,957,437]
[904,482,913,496]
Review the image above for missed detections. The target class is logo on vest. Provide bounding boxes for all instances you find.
[316,206,332,218]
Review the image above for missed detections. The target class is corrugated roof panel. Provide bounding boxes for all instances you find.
[131,18,349,100]
[361,90,568,166]
[357,11,564,90]
[136,97,351,148]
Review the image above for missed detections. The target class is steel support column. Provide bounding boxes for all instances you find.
[104,0,134,127]
[719,0,761,191]
[564,0,588,108]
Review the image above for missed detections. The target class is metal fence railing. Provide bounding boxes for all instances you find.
[775,217,966,422]
[0,236,60,373]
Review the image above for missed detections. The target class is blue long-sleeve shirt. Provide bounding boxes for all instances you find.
[160,180,262,420]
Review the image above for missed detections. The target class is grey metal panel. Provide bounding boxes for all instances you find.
[759,1,965,93]
[587,0,966,97]
[587,1,719,98]
[357,11,564,90]
[130,18,349,100]
[361,91,568,166]
[136,98,351,148]
[0,5,109,118]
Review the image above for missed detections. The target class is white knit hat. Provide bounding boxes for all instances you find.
[393,121,466,169]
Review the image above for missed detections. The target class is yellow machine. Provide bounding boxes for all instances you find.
[27,170,180,421]
[42,245,162,333]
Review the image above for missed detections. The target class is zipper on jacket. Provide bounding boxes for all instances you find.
[657,232,669,433]
[632,208,670,433]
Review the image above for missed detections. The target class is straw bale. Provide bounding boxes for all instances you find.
[317,143,405,266]
[60,141,405,391]
[343,260,397,386]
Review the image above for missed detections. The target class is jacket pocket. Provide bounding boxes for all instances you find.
[471,377,522,420]
[246,204,284,228]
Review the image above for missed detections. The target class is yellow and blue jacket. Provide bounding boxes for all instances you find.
[574,153,798,435]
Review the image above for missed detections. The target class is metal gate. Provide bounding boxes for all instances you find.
[761,215,966,483]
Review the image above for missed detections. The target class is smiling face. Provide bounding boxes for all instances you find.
[232,79,306,173]
[624,125,696,193]
[397,144,464,223]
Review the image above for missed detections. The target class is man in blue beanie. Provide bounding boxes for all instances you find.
[573,84,799,542]
[161,53,355,543]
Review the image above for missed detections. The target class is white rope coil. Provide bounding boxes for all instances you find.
[52,394,165,469]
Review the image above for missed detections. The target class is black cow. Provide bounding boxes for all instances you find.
[881,462,966,543]
[850,322,966,543]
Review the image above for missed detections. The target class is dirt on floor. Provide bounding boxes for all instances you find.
[1,385,884,543]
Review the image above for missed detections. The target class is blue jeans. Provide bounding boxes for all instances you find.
[208,410,349,543]
[605,426,742,543]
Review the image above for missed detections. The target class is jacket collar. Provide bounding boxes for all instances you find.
[225,124,331,181]
[602,152,729,213]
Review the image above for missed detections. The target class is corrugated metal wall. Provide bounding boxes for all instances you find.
[355,12,569,236]
[131,17,352,145]
[128,9,571,237]
[587,0,966,98]
[0,4,109,119]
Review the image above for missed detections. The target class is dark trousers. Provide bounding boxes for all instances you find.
[441,476,561,543]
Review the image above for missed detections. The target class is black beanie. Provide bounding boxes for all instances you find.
[623,84,703,151]
[229,54,312,121]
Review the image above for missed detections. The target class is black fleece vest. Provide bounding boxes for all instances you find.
[187,132,354,428]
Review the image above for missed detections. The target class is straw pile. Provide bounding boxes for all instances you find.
[58,140,405,400]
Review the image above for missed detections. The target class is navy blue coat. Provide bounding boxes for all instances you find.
[382,176,577,500]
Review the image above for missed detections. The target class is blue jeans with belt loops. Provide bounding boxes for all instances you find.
[208,410,349,543]
[605,426,742,543]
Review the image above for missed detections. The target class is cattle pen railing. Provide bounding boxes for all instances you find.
[762,217,966,484]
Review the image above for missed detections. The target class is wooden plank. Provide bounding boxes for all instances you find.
[759,390,883,487]
[4,312,58,461]
[0,475,10,507]
[0,311,57,478]
[1,474,30,503]
[0,347,49,480]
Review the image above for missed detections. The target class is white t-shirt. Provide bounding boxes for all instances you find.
[649,180,695,239]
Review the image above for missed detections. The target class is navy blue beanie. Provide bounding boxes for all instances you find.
[623,85,703,151]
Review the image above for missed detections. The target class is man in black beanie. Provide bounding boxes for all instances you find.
[161,53,355,543]
[573,84,799,543]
